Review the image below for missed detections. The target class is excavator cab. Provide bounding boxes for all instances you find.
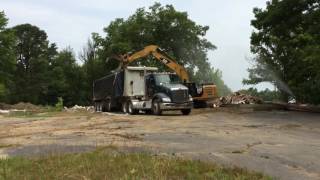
[184,82,217,108]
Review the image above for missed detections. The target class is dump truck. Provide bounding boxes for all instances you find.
[114,45,218,108]
[93,66,193,115]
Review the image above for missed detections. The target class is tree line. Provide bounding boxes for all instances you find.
[0,3,232,106]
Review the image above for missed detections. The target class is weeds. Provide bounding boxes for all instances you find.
[0,149,272,180]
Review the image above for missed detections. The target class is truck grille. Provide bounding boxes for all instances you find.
[171,90,188,103]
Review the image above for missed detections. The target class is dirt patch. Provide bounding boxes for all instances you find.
[279,124,302,130]
[0,110,319,180]
[110,133,142,140]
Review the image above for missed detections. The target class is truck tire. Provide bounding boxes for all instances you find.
[122,101,128,113]
[152,99,162,115]
[98,102,102,112]
[95,102,102,112]
[181,109,191,115]
[105,100,111,112]
[127,101,138,115]
[94,102,98,112]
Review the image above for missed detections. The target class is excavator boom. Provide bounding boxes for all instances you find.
[123,45,189,82]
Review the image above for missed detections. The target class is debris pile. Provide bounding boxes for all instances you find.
[0,102,43,114]
[64,105,94,112]
[0,109,10,114]
[212,92,263,107]
[0,103,12,110]
[11,102,43,111]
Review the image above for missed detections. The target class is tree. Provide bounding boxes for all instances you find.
[0,11,15,101]
[211,69,232,96]
[244,0,320,104]
[80,33,107,103]
[49,47,86,106]
[95,3,217,82]
[9,24,57,104]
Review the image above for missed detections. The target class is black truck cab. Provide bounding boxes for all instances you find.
[145,73,193,115]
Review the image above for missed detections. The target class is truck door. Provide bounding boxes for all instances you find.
[146,75,156,98]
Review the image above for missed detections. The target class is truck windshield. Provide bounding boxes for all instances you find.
[154,74,181,85]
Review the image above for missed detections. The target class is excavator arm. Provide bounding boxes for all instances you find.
[122,45,189,82]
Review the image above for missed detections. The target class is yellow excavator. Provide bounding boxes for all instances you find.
[115,45,217,107]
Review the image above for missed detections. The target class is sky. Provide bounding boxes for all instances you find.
[0,0,272,91]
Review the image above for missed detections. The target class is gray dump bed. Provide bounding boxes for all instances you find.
[93,71,124,101]
[93,67,158,101]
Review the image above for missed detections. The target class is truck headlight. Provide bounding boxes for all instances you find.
[189,95,193,101]
[162,97,171,102]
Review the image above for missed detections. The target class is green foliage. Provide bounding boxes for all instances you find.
[0,84,5,97]
[79,34,106,102]
[0,5,232,106]
[55,97,63,111]
[0,11,15,101]
[212,69,232,97]
[96,3,217,82]
[239,88,281,102]
[8,24,57,104]
[0,150,271,180]
[49,47,87,106]
[244,0,320,104]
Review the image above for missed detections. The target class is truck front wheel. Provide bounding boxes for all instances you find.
[105,100,111,112]
[152,99,162,115]
[181,109,191,115]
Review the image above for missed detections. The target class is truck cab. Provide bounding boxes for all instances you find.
[145,73,193,115]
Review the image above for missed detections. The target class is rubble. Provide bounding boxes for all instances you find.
[11,102,43,111]
[64,105,94,112]
[0,110,10,114]
[0,103,12,110]
[0,102,42,114]
[212,92,263,107]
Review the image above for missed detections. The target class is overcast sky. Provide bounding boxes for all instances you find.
[1,0,272,91]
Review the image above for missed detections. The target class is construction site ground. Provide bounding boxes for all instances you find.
[0,108,319,180]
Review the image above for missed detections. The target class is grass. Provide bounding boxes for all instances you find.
[0,144,18,149]
[0,149,272,180]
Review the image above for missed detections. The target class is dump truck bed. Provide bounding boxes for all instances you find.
[93,71,124,101]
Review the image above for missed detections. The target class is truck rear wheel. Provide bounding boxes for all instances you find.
[121,101,128,113]
[152,99,162,115]
[94,102,98,112]
[95,102,102,112]
[127,101,138,115]
[98,102,103,112]
[181,109,191,115]
[105,100,111,112]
